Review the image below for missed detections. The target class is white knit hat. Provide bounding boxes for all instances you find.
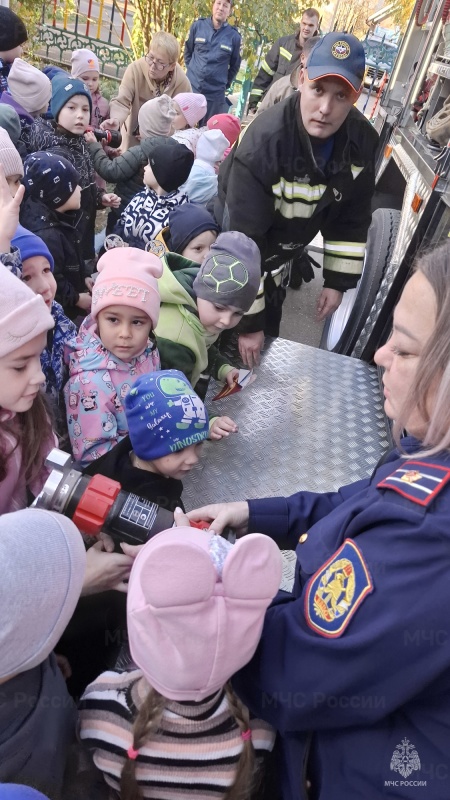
[0,509,86,679]
[196,129,229,166]
[8,58,52,114]
[0,128,23,178]
[0,262,54,357]
[70,48,100,79]
[173,92,207,127]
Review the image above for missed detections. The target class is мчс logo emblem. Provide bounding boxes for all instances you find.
[331,41,351,60]
[390,738,421,779]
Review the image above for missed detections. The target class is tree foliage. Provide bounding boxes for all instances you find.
[11,0,47,59]
[333,0,372,39]
[392,0,416,32]
[131,0,303,69]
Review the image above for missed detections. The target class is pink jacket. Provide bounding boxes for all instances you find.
[64,315,160,467]
[0,410,57,514]
[90,90,110,128]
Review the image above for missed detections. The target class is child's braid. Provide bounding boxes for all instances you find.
[120,686,166,800]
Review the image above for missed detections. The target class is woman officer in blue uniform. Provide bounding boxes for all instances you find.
[182,242,450,800]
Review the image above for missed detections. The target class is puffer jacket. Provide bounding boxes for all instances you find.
[88,135,179,219]
[20,196,87,316]
[155,252,233,387]
[64,315,160,466]
[21,117,103,259]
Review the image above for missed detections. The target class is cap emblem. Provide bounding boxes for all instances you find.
[331,41,351,60]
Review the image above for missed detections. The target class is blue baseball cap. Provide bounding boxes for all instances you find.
[305,32,365,92]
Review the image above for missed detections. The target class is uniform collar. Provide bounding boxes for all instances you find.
[295,94,364,176]
[209,16,228,30]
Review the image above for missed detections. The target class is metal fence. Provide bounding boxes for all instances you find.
[38,0,134,80]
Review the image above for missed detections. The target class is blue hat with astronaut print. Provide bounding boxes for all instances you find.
[125,370,209,461]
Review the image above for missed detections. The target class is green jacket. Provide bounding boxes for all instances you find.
[155,253,233,387]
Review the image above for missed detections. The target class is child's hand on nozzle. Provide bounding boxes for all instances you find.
[102,192,121,209]
[225,368,240,388]
[209,415,238,440]
[84,130,97,144]
[0,164,25,252]
[82,541,135,595]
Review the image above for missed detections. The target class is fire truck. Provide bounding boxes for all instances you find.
[322,0,450,361]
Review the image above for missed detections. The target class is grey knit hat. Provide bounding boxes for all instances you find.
[193,231,261,313]
[0,509,86,679]
[8,58,52,115]
[0,105,21,145]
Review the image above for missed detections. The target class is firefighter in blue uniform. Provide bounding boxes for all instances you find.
[184,0,241,123]
[184,243,450,799]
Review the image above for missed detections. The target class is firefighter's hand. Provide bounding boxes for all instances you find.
[317,288,343,321]
[238,331,264,368]
[185,502,250,537]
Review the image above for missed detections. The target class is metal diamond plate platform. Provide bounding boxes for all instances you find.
[182,337,391,510]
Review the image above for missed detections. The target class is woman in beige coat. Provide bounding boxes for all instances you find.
[102,31,191,151]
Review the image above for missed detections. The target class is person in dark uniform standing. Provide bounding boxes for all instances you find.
[184,242,450,800]
[217,32,378,368]
[247,8,320,113]
[184,0,241,123]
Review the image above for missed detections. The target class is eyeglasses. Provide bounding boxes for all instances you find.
[146,53,171,71]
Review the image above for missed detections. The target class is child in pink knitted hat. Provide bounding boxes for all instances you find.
[71,48,111,191]
[171,92,208,155]
[80,526,282,799]
[70,48,110,129]
[171,91,207,130]
[63,247,162,466]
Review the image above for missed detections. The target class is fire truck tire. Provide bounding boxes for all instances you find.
[320,207,400,355]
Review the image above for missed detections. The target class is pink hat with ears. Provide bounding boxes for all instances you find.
[92,247,162,328]
[173,92,207,127]
[127,528,282,702]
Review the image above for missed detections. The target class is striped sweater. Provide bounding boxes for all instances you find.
[79,669,275,799]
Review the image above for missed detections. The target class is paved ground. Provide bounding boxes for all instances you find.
[280,267,324,347]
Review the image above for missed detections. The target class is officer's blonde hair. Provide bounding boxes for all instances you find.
[148,31,180,64]
[396,241,450,455]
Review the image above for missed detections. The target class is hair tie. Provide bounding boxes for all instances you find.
[127,745,139,760]
[241,729,252,742]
